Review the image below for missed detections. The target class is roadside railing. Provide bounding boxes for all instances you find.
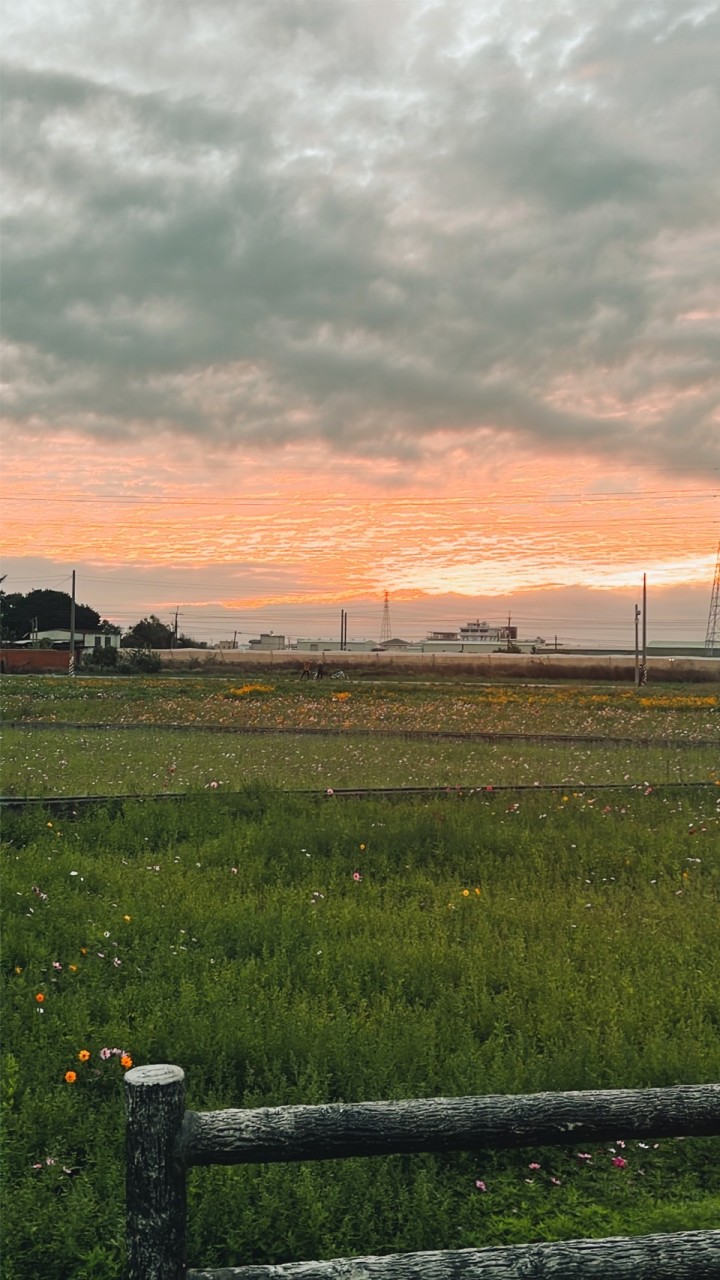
[125,1066,720,1279]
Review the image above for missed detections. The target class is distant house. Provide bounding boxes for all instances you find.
[36,629,121,650]
[247,633,286,651]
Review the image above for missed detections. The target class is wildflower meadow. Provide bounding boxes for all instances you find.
[1,674,719,1277]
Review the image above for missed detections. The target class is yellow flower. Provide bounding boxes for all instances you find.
[227,683,274,697]
[359,844,365,850]
[462,889,470,897]
[123,915,132,923]
[65,1071,77,1084]
[68,965,78,973]
[78,1049,90,1062]
[475,887,481,896]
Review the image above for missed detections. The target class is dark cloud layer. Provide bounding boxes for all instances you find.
[2,0,719,474]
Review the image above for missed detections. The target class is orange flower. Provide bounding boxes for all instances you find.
[78,1049,90,1062]
[35,993,45,1003]
[120,1055,133,1070]
[68,964,78,973]
[80,948,87,956]
[64,1071,77,1084]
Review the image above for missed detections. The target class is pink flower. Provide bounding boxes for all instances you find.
[612,1157,627,1168]
[577,1152,592,1161]
[550,1176,562,1186]
[326,788,334,796]
[52,961,62,971]
[100,1048,112,1060]
[474,1180,487,1192]
[353,871,362,881]
[528,1162,541,1170]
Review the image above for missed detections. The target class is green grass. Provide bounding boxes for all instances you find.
[2,725,719,797]
[2,788,719,1277]
[2,674,719,741]
[3,676,719,1276]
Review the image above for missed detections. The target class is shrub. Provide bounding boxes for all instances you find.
[82,648,118,672]
[117,649,163,675]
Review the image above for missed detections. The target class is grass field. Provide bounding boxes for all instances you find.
[1,675,719,1277]
[2,673,718,798]
[2,726,718,797]
[2,673,719,739]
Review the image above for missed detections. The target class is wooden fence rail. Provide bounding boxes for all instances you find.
[125,1066,720,1280]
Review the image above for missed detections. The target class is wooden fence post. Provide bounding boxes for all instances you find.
[125,1064,187,1280]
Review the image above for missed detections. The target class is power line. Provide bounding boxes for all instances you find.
[2,489,718,507]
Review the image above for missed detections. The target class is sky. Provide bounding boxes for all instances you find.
[2,0,719,646]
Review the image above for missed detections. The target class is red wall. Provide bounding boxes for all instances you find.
[0,649,76,674]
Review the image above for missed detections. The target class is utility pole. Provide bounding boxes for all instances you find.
[705,541,720,656]
[172,608,180,649]
[634,603,641,687]
[69,570,76,676]
[380,592,391,647]
[640,574,647,686]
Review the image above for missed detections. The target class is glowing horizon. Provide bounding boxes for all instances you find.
[3,434,716,634]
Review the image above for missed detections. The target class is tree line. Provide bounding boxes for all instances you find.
[0,590,205,649]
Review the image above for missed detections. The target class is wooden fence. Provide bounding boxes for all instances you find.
[125,1066,720,1279]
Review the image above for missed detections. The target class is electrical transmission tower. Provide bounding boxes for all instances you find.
[380,591,392,646]
[706,541,720,656]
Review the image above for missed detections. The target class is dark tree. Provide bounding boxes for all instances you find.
[0,590,101,642]
[121,616,175,649]
[176,633,207,649]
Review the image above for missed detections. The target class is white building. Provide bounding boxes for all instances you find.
[36,629,121,650]
[248,633,286,651]
[293,638,377,652]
